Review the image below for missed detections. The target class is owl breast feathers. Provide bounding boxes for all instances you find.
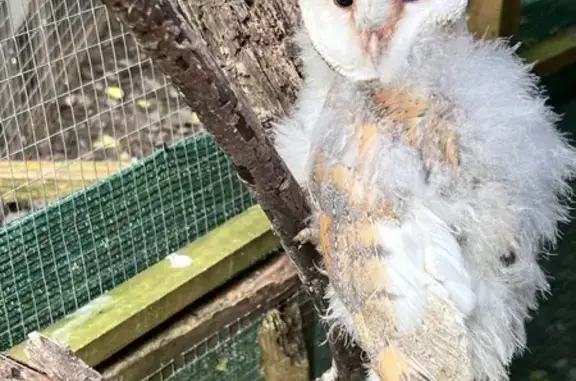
[274,11,576,381]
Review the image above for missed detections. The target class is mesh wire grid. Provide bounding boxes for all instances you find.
[0,0,574,379]
[0,0,206,215]
[137,287,332,381]
[0,0,254,351]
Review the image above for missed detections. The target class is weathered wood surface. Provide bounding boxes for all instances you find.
[99,254,300,381]
[0,353,52,381]
[97,0,366,379]
[521,28,576,77]
[468,0,522,38]
[259,302,310,381]
[1,332,104,381]
[177,0,303,129]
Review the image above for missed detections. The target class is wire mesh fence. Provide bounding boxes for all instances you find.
[0,0,208,222]
[0,0,255,352]
[0,0,576,380]
[138,287,332,381]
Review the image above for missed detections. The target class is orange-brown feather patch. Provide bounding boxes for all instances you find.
[355,123,379,157]
[336,220,378,247]
[351,295,396,357]
[311,150,327,181]
[428,113,461,167]
[443,129,460,167]
[372,87,461,168]
[373,88,428,121]
[347,256,389,299]
[332,164,355,192]
[321,163,372,209]
[374,344,411,381]
[319,212,333,270]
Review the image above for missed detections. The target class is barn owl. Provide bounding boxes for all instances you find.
[274,0,576,381]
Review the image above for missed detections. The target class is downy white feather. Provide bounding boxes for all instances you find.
[274,2,576,380]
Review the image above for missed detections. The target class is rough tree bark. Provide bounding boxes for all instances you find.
[97,0,366,380]
[176,0,303,129]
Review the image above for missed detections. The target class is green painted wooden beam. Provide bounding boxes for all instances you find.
[7,205,279,368]
[520,28,576,76]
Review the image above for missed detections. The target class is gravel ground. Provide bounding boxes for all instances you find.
[48,17,203,161]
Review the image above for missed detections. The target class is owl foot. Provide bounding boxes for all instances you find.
[293,225,321,247]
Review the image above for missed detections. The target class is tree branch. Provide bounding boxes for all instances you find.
[97,0,365,379]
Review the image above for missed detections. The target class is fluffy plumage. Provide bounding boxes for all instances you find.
[274,1,576,380]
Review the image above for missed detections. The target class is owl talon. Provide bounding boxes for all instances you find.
[293,225,321,247]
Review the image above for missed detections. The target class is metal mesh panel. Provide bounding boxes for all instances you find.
[0,0,254,350]
[0,0,204,220]
[139,288,332,381]
[0,136,255,350]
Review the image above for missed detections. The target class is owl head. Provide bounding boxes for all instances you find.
[299,0,468,82]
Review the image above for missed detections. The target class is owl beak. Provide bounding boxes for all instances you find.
[362,30,384,72]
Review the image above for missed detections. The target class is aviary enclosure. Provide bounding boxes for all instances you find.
[0,0,575,380]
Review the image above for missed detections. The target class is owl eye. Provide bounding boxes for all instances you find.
[334,0,353,8]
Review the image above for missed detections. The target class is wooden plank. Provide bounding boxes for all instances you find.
[0,160,132,203]
[520,28,576,77]
[98,254,298,381]
[500,0,522,37]
[26,333,103,381]
[468,0,522,38]
[8,205,279,369]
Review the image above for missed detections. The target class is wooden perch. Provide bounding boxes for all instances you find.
[1,332,104,381]
[97,0,365,380]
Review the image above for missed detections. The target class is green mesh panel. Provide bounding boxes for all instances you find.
[520,0,576,46]
[167,320,264,381]
[0,135,254,351]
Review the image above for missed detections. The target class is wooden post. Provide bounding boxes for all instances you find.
[468,0,523,39]
[259,304,310,381]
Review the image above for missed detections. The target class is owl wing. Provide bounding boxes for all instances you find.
[318,200,477,381]
[305,82,478,380]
